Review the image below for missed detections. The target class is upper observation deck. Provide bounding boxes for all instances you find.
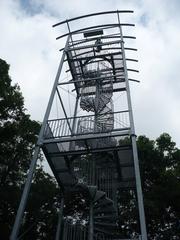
[42,11,138,155]
[53,10,138,95]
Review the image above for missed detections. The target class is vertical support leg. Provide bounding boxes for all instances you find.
[55,197,64,240]
[88,202,94,240]
[10,35,70,240]
[131,136,147,240]
[69,96,79,151]
[117,13,148,240]
[10,146,40,240]
[92,159,96,186]
[71,96,79,134]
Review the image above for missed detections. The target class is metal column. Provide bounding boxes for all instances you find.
[55,198,64,240]
[10,36,70,240]
[88,202,94,240]
[117,12,148,240]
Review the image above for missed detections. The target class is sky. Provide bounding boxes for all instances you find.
[0,0,180,147]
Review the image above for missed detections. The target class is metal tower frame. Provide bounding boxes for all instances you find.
[11,10,147,240]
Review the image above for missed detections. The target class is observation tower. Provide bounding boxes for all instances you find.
[11,10,147,240]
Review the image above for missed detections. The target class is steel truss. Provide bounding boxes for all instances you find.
[11,10,147,240]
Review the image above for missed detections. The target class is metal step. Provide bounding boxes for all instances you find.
[88,186,97,200]
[94,207,116,215]
[94,198,113,209]
[93,190,106,203]
[94,222,117,228]
[94,214,117,221]
[94,227,116,236]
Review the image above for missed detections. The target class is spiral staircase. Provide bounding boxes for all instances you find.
[52,65,120,238]
[80,70,114,133]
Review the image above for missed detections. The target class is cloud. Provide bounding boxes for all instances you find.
[0,0,179,148]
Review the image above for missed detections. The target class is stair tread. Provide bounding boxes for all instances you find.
[94,207,116,214]
[93,190,106,203]
[94,227,116,236]
[94,222,117,227]
[88,186,97,200]
[94,198,113,209]
[94,214,117,220]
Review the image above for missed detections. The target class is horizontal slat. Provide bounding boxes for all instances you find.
[53,10,134,27]
[56,23,135,39]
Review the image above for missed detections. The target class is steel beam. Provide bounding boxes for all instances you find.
[10,146,40,240]
[56,87,72,133]
[10,35,70,240]
[117,12,148,240]
[43,128,131,144]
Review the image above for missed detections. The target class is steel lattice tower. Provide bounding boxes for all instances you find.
[11,10,147,240]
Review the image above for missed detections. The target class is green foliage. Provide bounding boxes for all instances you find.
[1,58,180,239]
[0,59,59,240]
[137,133,180,239]
[0,59,40,186]
[20,168,59,240]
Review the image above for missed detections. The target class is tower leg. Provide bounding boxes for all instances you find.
[117,13,148,239]
[131,136,148,240]
[55,198,64,240]
[10,36,70,240]
[10,146,40,240]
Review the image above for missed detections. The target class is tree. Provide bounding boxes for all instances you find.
[0,59,59,239]
[20,168,59,240]
[0,58,40,186]
[1,58,180,239]
[137,133,180,239]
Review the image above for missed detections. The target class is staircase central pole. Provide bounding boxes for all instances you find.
[55,197,64,240]
[88,202,94,240]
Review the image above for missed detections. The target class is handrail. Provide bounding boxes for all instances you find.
[59,35,136,51]
[56,23,135,40]
[47,110,129,122]
[53,10,133,27]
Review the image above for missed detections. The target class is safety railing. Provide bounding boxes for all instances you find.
[44,110,130,139]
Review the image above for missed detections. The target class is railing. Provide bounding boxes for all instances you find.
[44,110,130,139]
[63,221,87,240]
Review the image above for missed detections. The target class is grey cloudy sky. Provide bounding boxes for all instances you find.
[0,0,180,147]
